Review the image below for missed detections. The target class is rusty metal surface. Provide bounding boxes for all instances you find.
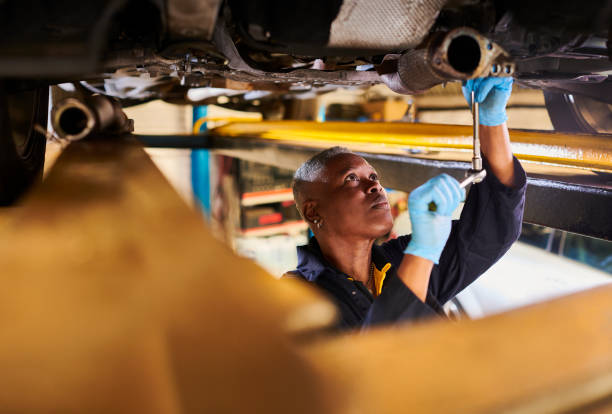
[430,27,515,79]
[0,136,610,412]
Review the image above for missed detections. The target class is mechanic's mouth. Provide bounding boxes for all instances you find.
[372,200,390,209]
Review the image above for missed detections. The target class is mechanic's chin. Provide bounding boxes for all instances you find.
[369,207,394,239]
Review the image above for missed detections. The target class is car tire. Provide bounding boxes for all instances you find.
[544,91,612,134]
[0,82,49,205]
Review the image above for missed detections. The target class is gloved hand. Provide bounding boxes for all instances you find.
[462,77,513,126]
[404,174,465,264]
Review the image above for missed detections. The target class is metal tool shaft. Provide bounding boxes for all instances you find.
[427,93,488,213]
[472,90,482,172]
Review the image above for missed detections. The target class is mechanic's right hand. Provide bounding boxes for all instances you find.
[403,174,465,264]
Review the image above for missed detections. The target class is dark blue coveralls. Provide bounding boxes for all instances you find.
[285,157,527,330]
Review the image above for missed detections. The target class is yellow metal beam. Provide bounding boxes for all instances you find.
[0,136,610,413]
[212,121,612,172]
[305,285,612,413]
[0,138,337,413]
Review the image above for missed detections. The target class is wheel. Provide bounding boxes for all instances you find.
[544,91,612,134]
[0,82,49,205]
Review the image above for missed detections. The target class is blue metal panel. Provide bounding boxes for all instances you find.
[192,106,211,217]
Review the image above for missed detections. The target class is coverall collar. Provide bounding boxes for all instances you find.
[296,237,391,282]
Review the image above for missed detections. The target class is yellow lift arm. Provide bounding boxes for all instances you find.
[211,121,612,172]
[0,136,610,413]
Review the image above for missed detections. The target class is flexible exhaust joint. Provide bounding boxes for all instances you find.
[52,95,133,141]
[378,27,515,95]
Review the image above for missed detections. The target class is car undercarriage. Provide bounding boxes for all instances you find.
[1,0,610,103]
[0,0,611,203]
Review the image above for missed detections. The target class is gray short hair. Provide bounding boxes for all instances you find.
[292,146,353,211]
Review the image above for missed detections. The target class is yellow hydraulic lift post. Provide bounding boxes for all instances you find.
[0,133,610,412]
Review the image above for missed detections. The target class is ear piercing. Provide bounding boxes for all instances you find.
[313,219,323,229]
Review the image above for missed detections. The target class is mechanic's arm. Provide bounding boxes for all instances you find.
[480,124,514,186]
[361,172,464,309]
[470,77,517,188]
[363,174,463,327]
[427,77,527,304]
[398,174,464,301]
[365,78,525,325]
[395,255,433,302]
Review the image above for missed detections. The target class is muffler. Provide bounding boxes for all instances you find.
[51,95,133,141]
[378,27,515,95]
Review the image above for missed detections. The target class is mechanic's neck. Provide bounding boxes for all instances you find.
[317,235,374,284]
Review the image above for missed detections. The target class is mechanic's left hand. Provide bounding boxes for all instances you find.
[403,174,465,264]
[462,77,513,126]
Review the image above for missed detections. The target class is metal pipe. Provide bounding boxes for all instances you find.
[52,95,133,141]
[379,27,515,95]
[52,98,96,141]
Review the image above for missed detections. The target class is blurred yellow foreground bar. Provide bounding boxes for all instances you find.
[0,136,609,413]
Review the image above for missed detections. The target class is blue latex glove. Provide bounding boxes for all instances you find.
[462,77,513,126]
[404,174,465,264]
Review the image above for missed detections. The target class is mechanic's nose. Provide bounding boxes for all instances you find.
[367,179,382,193]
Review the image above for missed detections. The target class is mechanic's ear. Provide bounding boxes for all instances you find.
[302,200,320,225]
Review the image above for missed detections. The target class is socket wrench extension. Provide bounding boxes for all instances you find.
[427,91,487,212]
[470,90,486,181]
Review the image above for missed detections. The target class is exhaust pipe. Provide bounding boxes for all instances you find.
[52,95,133,141]
[378,27,515,95]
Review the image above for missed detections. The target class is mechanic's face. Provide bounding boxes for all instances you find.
[306,153,393,240]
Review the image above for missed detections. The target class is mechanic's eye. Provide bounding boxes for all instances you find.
[345,173,359,182]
